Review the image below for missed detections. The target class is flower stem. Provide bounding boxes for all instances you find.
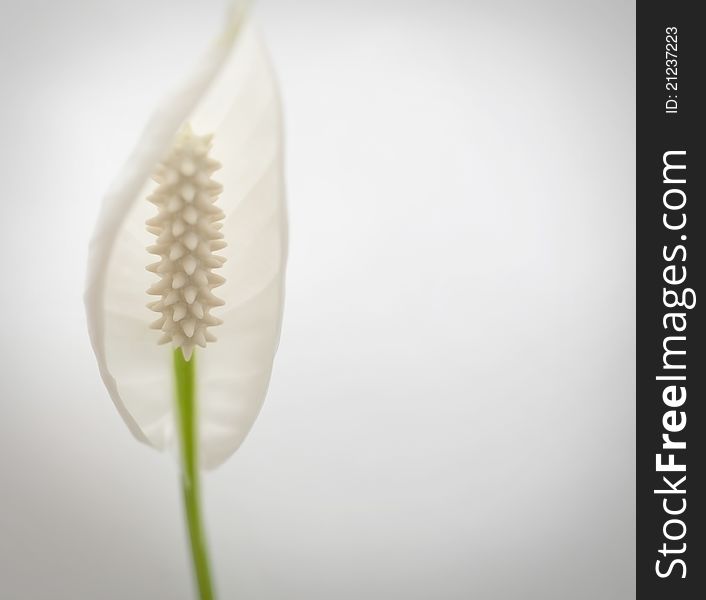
[173,349,216,600]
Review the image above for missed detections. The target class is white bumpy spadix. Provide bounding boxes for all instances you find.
[85,7,287,469]
[146,125,226,361]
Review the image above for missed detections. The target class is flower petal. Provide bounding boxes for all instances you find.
[85,6,286,468]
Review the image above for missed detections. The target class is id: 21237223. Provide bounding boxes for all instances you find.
[665,26,678,114]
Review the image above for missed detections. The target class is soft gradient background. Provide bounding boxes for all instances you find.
[0,0,635,598]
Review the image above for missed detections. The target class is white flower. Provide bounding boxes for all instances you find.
[85,5,287,470]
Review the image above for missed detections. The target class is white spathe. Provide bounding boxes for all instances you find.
[85,7,287,469]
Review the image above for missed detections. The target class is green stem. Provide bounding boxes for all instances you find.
[173,349,216,600]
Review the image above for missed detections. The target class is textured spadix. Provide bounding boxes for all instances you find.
[146,126,227,361]
[85,7,287,469]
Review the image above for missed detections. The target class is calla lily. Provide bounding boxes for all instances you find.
[84,3,286,598]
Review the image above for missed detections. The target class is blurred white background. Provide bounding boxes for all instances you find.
[0,0,635,598]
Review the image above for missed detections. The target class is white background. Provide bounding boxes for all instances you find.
[0,0,635,598]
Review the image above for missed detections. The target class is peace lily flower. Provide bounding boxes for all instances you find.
[85,4,286,598]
